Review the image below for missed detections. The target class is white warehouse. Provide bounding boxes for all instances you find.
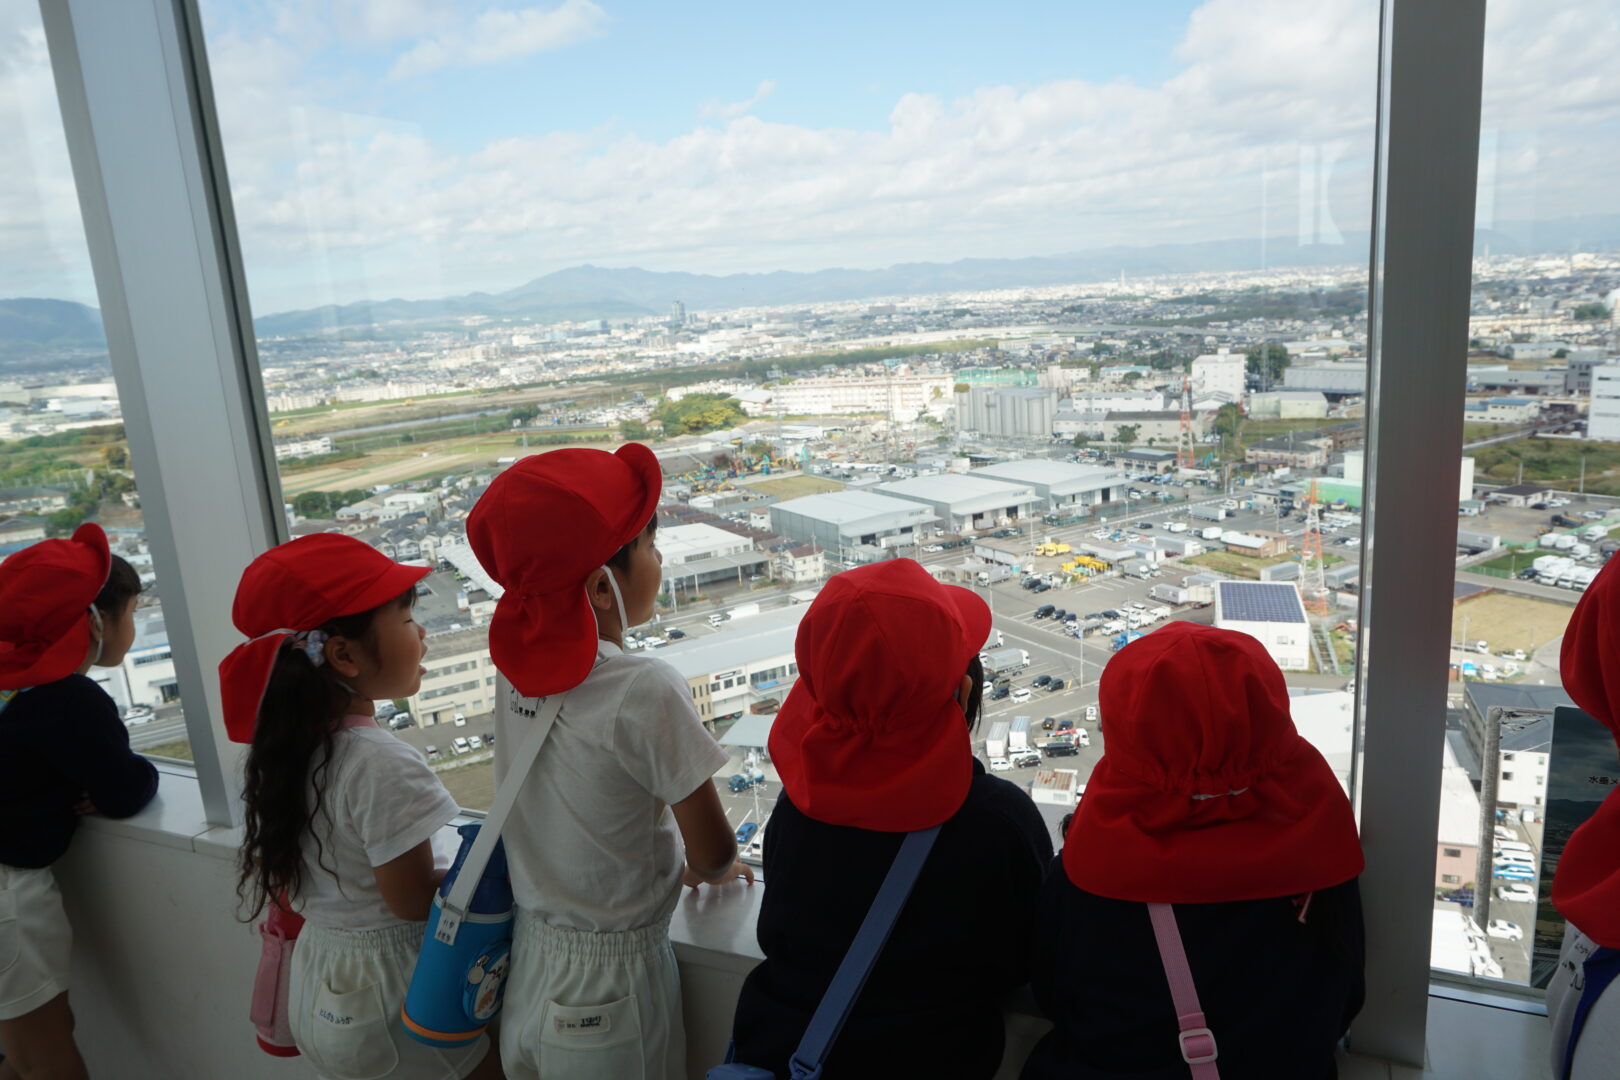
[874,474,1040,534]
[968,459,1129,517]
[1213,580,1312,671]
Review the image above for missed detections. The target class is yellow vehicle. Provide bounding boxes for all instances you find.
[1071,555,1110,573]
[1035,542,1072,557]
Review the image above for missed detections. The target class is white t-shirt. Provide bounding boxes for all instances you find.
[1547,921,1620,1080]
[493,641,730,932]
[295,722,460,930]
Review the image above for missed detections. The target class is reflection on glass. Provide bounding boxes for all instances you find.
[1432,0,1619,987]
[0,0,187,760]
[199,2,1377,813]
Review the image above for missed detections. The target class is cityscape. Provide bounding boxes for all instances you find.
[3,245,1619,989]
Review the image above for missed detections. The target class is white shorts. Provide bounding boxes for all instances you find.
[500,913,684,1080]
[0,864,71,1021]
[290,920,490,1080]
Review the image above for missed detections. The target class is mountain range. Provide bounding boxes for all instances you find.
[5,213,1619,356]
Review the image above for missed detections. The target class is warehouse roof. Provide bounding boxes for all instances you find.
[970,459,1125,495]
[770,490,934,527]
[875,474,1037,512]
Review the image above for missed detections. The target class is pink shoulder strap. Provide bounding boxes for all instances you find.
[1147,902,1220,1079]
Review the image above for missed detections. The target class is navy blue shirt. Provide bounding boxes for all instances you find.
[731,760,1054,1078]
[0,675,159,868]
[1021,861,1365,1080]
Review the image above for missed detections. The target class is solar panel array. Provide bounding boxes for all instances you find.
[1218,581,1307,624]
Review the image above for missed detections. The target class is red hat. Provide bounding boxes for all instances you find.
[1555,555,1620,946]
[768,558,991,832]
[1063,621,1363,903]
[466,443,661,698]
[218,535,429,743]
[0,524,112,690]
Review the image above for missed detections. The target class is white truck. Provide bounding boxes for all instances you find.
[984,647,1031,674]
[976,565,1016,586]
[1009,715,1032,753]
[1200,526,1224,541]
[1190,504,1227,522]
[983,628,1005,650]
[985,720,1011,760]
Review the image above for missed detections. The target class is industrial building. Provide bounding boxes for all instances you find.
[657,521,771,593]
[1247,391,1329,419]
[1281,362,1368,396]
[954,385,1059,438]
[875,474,1040,534]
[1191,352,1246,400]
[1213,580,1311,671]
[1460,683,1562,811]
[1589,361,1620,441]
[660,604,807,724]
[768,490,936,561]
[968,459,1128,516]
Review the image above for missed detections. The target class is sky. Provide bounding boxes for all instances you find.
[2,0,1618,314]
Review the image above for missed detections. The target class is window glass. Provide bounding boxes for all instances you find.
[197,1,1376,836]
[0,0,190,761]
[1431,0,1619,988]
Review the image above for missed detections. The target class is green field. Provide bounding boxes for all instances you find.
[1477,550,1543,576]
[1473,438,1620,497]
[741,474,846,498]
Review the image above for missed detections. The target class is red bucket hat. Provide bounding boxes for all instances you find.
[218,535,429,743]
[0,524,112,689]
[466,443,661,698]
[1555,555,1620,946]
[768,558,991,833]
[1063,621,1363,903]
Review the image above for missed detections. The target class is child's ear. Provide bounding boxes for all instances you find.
[325,635,362,679]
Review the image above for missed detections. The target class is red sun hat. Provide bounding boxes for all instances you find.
[218,534,429,743]
[1554,555,1620,946]
[0,524,112,690]
[768,558,991,833]
[466,443,662,698]
[1063,621,1363,903]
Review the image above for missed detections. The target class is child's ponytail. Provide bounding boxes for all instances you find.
[235,595,408,921]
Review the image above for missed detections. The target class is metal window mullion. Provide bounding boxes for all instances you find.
[1353,0,1488,1065]
[40,0,286,826]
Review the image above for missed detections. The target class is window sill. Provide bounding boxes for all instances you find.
[78,771,1552,1079]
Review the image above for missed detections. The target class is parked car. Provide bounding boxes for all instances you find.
[666,628,686,639]
[1043,741,1079,757]
[1012,752,1042,769]
[122,705,154,725]
[1033,582,1050,592]
[991,686,1011,701]
[484,732,495,746]
[1496,883,1536,903]
[1486,919,1523,941]
[922,544,944,553]
[452,737,471,755]
[1034,604,1056,619]
[1011,687,1032,703]
[388,713,413,730]
[425,745,439,759]
[1041,717,1057,730]
[735,821,759,845]
[466,735,483,751]
[988,757,1013,772]
[453,713,468,727]
[1493,867,1536,882]
[1033,674,1053,688]
[750,698,781,715]
[1048,678,1066,691]
[1085,705,1099,725]
[1057,719,1075,733]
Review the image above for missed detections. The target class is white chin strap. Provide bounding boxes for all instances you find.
[597,564,631,635]
[87,606,105,666]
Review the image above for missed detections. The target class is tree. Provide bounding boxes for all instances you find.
[619,418,650,441]
[953,383,971,395]
[930,386,944,400]
[1572,302,1611,321]
[47,506,87,536]
[1245,343,1291,384]
[651,393,747,436]
[1213,402,1246,453]
[293,491,331,518]
[1122,371,1144,383]
[101,445,129,470]
[507,404,540,425]
[746,440,772,459]
[1071,434,1091,448]
[1116,425,1140,448]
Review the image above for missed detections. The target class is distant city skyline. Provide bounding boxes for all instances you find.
[2,0,1616,313]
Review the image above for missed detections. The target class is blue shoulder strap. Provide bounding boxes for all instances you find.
[786,825,941,1080]
[1561,945,1620,1080]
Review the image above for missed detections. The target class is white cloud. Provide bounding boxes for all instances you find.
[701,79,777,120]
[4,0,1617,313]
[388,0,609,80]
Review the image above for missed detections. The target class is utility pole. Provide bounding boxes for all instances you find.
[1472,706,1502,933]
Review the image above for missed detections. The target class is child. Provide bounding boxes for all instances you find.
[1547,556,1620,1079]
[466,443,746,1080]
[728,558,1053,1077]
[1022,621,1365,1080]
[221,534,502,1080]
[0,524,156,1080]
